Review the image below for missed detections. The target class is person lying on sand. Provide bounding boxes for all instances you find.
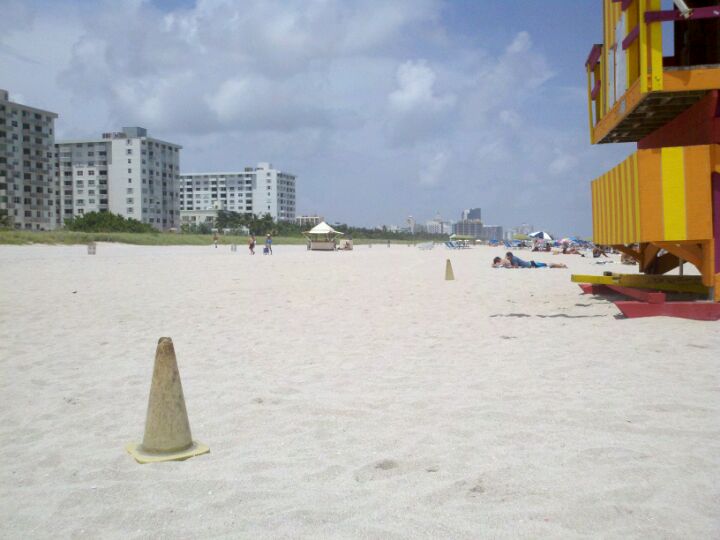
[492,256,513,268]
[494,256,566,269]
[593,247,608,258]
[505,251,532,268]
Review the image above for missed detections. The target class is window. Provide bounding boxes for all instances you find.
[126,198,134,204]
[127,207,134,213]
[128,159,132,164]
[128,168,132,173]
[128,178,132,184]
[127,188,133,194]
[76,170,83,176]
[88,170,95,175]
[126,149,132,155]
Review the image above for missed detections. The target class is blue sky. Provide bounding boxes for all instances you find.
[1,0,635,235]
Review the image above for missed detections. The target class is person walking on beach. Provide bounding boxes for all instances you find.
[265,234,273,255]
[248,234,256,255]
[213,230,219,248]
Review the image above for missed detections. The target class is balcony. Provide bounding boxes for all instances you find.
[586,0,720,144]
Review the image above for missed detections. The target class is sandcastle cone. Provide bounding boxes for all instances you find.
[445,259,455,281]
[126,337,209,464]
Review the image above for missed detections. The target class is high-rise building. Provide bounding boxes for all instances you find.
[461,208,482,221]
[453,220,484,237]
[55,127,181,230]
[480,225,503,241]
[0,89,59,230]
[179,163,296,221]
[426,214,453,235]
[454,207,483,238]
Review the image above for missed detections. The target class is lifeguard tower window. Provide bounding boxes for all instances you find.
[667,0,720,68]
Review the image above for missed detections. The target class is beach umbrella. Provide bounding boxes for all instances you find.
[529,231,552,240]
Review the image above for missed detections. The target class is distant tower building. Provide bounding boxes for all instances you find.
[0,89,59,230]
[56,127,181,230]
[406,215,416,233]
[454,207,485,238]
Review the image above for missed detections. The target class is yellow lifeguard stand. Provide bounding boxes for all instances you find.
[575,0,720,318]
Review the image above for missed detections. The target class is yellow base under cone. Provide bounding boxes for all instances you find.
[127,337,209,464]
[445,259,455,281]
[125,440,209,464]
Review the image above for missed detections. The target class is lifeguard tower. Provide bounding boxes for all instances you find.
[574,0,720,319]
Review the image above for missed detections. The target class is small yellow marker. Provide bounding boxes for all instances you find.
[445,259,455,281]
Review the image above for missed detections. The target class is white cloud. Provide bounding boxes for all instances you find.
[389,60,455,113]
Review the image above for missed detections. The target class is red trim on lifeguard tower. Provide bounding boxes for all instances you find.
[638,91,720,149]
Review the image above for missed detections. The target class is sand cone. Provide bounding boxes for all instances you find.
[126,337,209,464]
[445,259,455,281]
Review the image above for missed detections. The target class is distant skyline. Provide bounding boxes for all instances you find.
[1,0,636,235]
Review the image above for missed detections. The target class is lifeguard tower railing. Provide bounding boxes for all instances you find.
[583,0,720,303]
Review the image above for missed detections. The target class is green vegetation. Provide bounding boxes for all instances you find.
[0,230,308,246]
[65,211,156,233]
[0,209,445,246]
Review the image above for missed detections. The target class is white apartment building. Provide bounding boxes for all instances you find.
[295,215,323,228]
[0,89,59,230]
[426,217,453,235]
[179,163,296,221]
[55,127,181,230]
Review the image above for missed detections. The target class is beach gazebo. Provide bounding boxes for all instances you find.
[303,221,343,251]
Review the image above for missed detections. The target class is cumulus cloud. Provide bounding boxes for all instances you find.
[389,60,455,113]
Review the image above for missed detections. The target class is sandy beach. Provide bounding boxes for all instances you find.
[0,243,718,539]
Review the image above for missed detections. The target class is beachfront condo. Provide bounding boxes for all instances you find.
[179,163,296,222]
[55,127,181,230]
[0,89,59,231]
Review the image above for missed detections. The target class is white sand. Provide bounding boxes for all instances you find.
[0,243,718,538]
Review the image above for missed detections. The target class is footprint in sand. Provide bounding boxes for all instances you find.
[354,459,400,482]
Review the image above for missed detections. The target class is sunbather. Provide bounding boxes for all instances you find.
[496,255,566,269]
[492,256,513,268]
[505,251,532,268]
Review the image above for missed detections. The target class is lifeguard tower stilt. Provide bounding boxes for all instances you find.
[573,0,720,320]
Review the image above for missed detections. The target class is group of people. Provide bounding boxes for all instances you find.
[248,234,272,255]
[492,251,567,269]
